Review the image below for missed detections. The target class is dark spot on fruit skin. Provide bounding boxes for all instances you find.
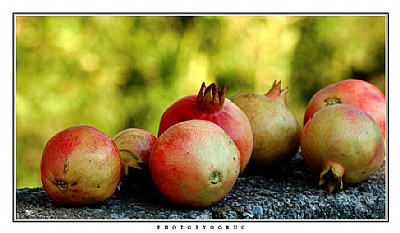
[63,161,69,174]
[56,180,67,192]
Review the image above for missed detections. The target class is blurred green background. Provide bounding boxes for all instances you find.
[15,15,386,188]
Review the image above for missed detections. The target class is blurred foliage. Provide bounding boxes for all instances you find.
[15,15,386,188]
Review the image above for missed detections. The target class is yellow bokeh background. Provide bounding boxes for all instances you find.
[15,15,386,188]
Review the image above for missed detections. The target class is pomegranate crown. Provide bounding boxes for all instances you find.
[265,80,288,105]
[196,82,226,113]
[319,162,345,193]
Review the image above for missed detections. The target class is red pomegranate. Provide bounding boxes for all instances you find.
[113,128,157,181]
[157,82,253,173]
[230,80,301,170]
[301,104,385,192]
[41,126,121,205]
[304,79,386,139]
[150,120,240,207]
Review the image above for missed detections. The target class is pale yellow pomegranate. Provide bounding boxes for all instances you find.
[230,80,301,171]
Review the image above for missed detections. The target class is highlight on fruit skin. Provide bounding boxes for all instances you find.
[230,80,301,171]
[300,104,385,193]
[157,82,253,174]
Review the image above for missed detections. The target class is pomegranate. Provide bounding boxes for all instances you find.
[300,104,385,192]
[150,120,240,207]
[304,79,386,139]
[40,126,121,205]
[113,128,157,181]
[230,80,301,170]
[157,82,253,173]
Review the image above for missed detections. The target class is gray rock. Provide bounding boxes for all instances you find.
[15,152,386,220]
[252,205,263,218]
[217,206,238,219]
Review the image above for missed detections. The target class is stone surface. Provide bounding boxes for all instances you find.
[15,152,386,220]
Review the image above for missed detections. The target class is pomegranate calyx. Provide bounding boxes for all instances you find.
[118,149,147,183]
[265,80,288,105]
[196,82,226,113]
[209,171,221,184]
[319,162,345,193]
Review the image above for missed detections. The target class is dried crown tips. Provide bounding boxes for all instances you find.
[196,82,207,103]
[265,80,288,105]
[196,82,226,112]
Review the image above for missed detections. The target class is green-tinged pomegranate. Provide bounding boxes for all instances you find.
[304,79,386,140]
[40,126,121,206]
[113,128,157,182]
[150,120,240,207]
[300,104,385,193]
[230,80,301,171]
